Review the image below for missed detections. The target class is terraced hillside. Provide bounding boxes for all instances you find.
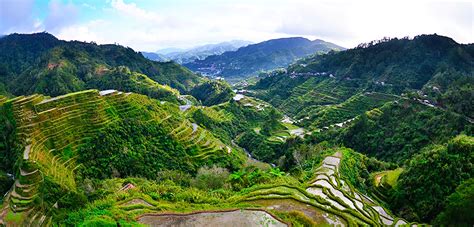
[277,78,364,116]
[186,94,306,164]
[50,149,414,226]
[240,150,412,226]
[0,89,244,226]
[251,34,473,124]
[296,92,400,129]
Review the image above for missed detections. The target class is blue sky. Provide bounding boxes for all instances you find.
[0,0,472,51]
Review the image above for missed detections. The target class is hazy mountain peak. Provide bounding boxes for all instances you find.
[148,40,253,64]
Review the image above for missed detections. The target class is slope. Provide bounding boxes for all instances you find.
[0,89,244,226]
[184,37,344,80]
[251,34,473,125]
[0,32,204,97]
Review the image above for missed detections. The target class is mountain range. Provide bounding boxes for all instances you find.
[184,37,345,80]
[142,40,252,64]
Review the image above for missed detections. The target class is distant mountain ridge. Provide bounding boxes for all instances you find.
[140,51,168,62]
[143,40,252,64]
[184,37,345,80]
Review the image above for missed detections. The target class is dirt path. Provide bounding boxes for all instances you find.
[374,174,383,186]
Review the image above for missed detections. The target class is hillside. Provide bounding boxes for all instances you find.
[251,34,474,124]
[0,32,204,98]
[0,89,245,225]
[0,89,420,226]
[184,37,344,80]
[242,34,473,224]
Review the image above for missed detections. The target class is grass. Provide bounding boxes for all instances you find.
[5,211,23,222]
[374,168,404,187]
[282,123,300,130]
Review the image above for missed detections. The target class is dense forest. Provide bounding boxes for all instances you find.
[0,33,204,98]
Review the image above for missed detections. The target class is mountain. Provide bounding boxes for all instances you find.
[190,80,234,106]
[146,40,252,64]
[155,47,185,55]
[184,37,345,80]
[140,51,168,61]
[251,34,473,124]
[0,89,247,225]
[0,32,204,98]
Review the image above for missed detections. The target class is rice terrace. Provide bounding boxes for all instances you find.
[0,0,472,226]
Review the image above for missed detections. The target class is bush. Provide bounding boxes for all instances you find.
[156,170,191,187]
[191,165,229,190]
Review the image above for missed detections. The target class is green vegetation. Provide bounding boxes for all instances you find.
[434,178,474,226]
[388,135,473,222]
[338,100,472,163]
[0,90,244,225]
[374,168,403,188]
[251,34,473,124]
[190,80,234,106]
[191,166,230,190]
[0,32,204,98]
[300,92,399,129]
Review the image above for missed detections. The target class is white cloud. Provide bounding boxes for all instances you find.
[110,0,163,23]
[42,0,474,51]
[56,20,107,43]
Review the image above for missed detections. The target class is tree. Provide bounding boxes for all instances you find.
[435,178,474,226]
[191,166,230,190]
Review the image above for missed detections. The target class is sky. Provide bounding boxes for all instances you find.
[0,0,472,51]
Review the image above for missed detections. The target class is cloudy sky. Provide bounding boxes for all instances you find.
[0,0,472,51]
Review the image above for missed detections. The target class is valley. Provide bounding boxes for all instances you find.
[0,32,472,227]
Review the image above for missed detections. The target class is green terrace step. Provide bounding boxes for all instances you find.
[13,181,37,198]
[11,188,36,201]
[4,90,238,225]
[185,131,207,148]
[174,125,194,138]
[238,152,412,226]
[24,209,50,227]
[35,90,100,112]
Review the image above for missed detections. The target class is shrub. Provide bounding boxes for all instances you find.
[191,165,230,190]
[156,170,191,187]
